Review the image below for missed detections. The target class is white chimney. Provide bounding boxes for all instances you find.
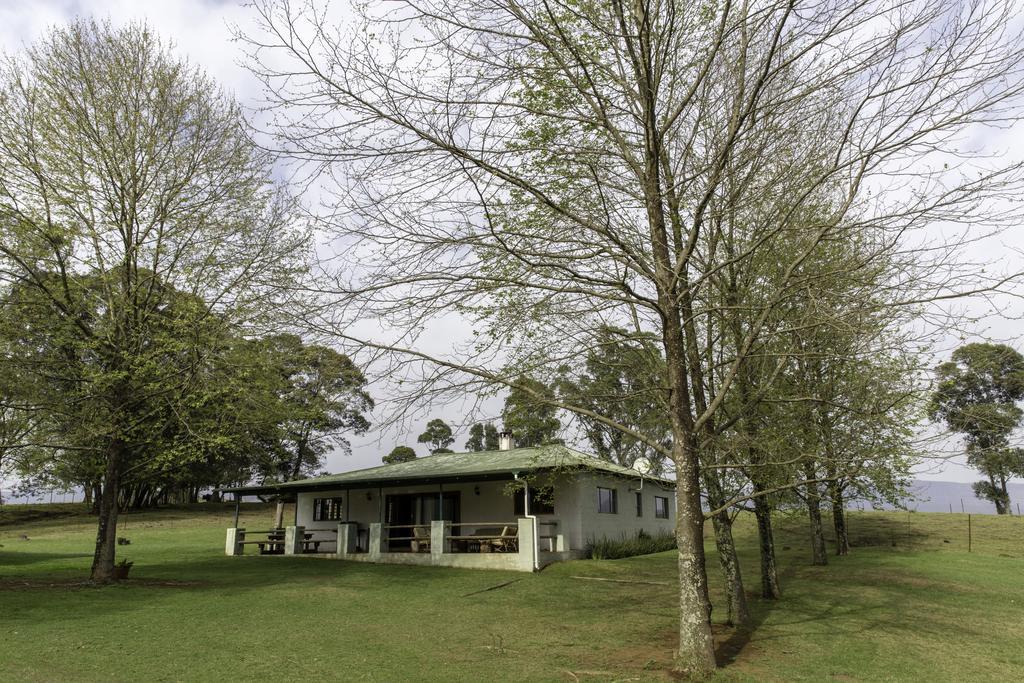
[498,431,514,451]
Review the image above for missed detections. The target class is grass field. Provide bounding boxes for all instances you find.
[1,504,1022,682]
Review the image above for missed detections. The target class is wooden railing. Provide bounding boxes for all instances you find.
[382,523,429,542]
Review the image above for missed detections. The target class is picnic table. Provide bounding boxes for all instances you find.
[238,530,322,554]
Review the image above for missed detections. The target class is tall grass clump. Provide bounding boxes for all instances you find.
[586,530,676,559]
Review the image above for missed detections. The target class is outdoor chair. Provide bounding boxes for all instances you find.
[411,525,431,553]
[491,525,519,553]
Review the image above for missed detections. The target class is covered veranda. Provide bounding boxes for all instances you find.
[221,470,568,572]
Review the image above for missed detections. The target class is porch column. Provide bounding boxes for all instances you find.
[430,520,451,560]
[337,521,358,558]
[225,527,245,556]
[544,519,566,552]
[369,522,384,560]
[284,525,305,555]
[517,517,537,571]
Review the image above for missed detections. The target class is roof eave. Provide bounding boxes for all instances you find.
[222,465,675,495]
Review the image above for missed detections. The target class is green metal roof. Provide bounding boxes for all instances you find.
[225,445,674,493]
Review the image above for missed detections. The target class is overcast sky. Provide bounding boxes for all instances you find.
[2,0,1021,484]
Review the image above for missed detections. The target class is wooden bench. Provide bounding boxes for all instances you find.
[238,539,284,554]
[238,534,322,555]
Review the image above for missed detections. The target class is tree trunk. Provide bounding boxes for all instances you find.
[704,471,749,626]
[753,496,782,599]
[90,441,124,582]
[273,500,285,529]
[673,462,717,675]
[710,509,749,627]
[829,482,850,555]
[91,483,102,514]
[988,474,1007,515]
[804,464,828,566]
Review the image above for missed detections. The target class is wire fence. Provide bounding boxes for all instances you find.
[770,508,1024,558]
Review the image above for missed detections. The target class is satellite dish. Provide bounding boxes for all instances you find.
[632,457,652,475]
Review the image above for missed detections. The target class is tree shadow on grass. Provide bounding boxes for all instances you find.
[0,551,530,627]
[714,591,774,667]
[0,550,94,566]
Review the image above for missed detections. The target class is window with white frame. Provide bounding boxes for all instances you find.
[313,497,344,522]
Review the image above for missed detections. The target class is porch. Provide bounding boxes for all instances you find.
[225,517,569,572]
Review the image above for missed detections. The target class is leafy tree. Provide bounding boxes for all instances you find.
[557,327,670,473]
[502,378,561,448]
[263,335,374,481]
[465,422,499,452]
[0,20,308,581]
[417,419,455,453]
[383,446,417,464]
[0,351,34,502]
[929,343,1024,514]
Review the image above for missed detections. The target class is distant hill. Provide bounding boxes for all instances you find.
[854,479,1024,515]
[4,478,1024,515]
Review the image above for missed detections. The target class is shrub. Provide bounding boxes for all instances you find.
[585,530,676,560]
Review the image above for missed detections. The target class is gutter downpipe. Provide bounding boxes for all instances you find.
[513,472,539,571]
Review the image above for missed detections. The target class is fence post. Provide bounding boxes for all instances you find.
[369,522,384,560]
[225,527,245,556]
[968,514,972,553]
[284,525,305,555]
[337,522,357,558]
[431,520,450,560]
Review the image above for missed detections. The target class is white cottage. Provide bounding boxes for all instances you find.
[223,442,676,572]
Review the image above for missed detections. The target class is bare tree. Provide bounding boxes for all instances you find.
[242,0,1024,673]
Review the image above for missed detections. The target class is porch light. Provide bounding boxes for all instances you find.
[474,485,480,495]
[366,491,372,501]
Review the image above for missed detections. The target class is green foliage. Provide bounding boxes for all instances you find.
[383,446,417,465]
[416,419,454,454]
[502,378,562,448]
[557,326,670,473]
[586,530,676,560]
[258,334,373,481]
[465,422,499,452]
[930,343,1024,513]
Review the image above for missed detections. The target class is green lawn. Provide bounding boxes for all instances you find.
[1,504,1022,681]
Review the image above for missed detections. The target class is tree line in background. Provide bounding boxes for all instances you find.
[384,374,566,461]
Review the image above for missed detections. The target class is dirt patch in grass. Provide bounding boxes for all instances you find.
[587,629,676,679]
